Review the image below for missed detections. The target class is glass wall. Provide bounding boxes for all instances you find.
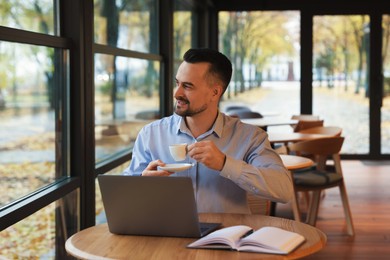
[0,191,78,258]
[382,15,390,154]
[218,11,301,122]
[93,0,161,164]
[173,10,193,74]
[94,0,158,53]
[0,0,58,35]
[313,15,370,154]
[1,0,390,258]
[0,0,69,205]
[0,0,73,257]
[94,55,160,162]
[0,42,69,207]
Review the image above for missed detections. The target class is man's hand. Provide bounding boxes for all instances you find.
[141,159,174,176]
[187,140,226,171]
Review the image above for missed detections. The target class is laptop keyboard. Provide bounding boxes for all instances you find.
[199,222,221,236]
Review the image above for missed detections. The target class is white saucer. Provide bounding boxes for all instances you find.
[159,163,193,172]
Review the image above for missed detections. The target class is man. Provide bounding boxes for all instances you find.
[123,48,292,214]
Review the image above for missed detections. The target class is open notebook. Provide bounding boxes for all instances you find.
[98,175,221,238]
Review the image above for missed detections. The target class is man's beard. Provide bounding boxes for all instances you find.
[174,99,208,117]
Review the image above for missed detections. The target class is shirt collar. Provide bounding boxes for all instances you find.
[213,112,224,138]
[176,112,224,138]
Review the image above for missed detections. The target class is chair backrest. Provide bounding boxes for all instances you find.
[298,126,342,136]
[291,114,320,121]
[228,110,263,119]
[288,136,344,172]
[293,120,324,132]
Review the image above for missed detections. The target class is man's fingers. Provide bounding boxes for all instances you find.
[142,170,173,176]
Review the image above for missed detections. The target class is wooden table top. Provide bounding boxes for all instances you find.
[280,154,314,171]
[268,132,328,144]
[65,213,326,260]
[241,118,298,128]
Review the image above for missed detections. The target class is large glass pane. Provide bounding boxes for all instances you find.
[382,15,390,154]
[0,42,68,207]
[95,54,160,163]
[0,0,58,35]
[173,11,193,76]
[313,15,370,154]
[0,190,78,259]
[94,0,158,53]
[218,11,301,124]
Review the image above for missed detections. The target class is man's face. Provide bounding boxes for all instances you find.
[174,61,217,117]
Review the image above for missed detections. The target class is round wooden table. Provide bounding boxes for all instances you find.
[65,213,326,260]
[241,118,298,131]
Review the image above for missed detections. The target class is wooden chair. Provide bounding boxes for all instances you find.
[293,120,324,132]
[296,126,343,205]
[274,144,288,155]
[291,114,320,121]
[288,136,355,236]
[290,115,323,132]
[294,126,343,162]
[298,126,342,136]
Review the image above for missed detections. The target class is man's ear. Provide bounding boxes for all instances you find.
[213,85,223,97]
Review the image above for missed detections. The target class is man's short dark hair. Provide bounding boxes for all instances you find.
[183,48,232,94]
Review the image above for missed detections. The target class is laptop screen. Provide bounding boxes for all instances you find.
[98,175,220,238]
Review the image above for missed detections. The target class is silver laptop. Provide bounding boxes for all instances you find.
[97,175,221,238]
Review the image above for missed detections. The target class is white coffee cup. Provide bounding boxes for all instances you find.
[169,143,187,161]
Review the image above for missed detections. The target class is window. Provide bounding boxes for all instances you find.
[313,15,370,154]
[1,0,390,258]
[382,15,390,154]
[94,0,158,53]
[0,1,69,207]
[93,0,161,165]
[95,55,160,162]
[174,9,193,73]
[0,190,78,258]
[218,11,301,126]
[0,0,58,35]
[0,0,73,258]
[0,42,69,206]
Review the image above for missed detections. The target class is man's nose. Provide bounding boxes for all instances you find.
[174,85,183,96]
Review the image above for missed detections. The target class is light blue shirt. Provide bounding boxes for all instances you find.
[124,112,292,214]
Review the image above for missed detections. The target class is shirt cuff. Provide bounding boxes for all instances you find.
[220,155,243,182]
